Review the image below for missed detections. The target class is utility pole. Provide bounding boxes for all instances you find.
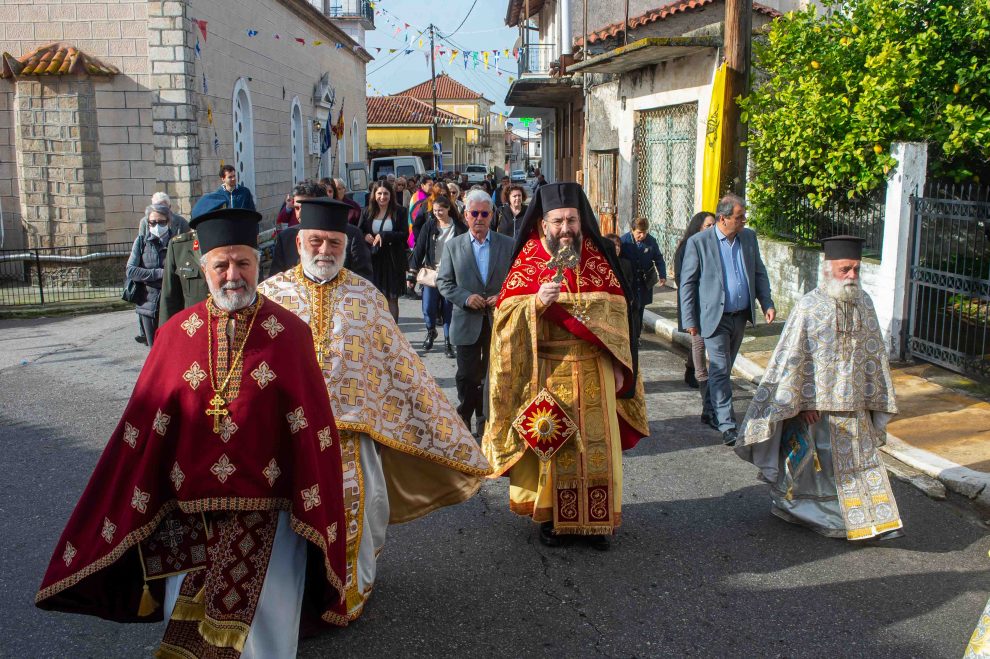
[429,24,439,171]
[722,0,752,196]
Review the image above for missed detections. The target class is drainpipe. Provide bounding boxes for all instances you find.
[560,0,572,56]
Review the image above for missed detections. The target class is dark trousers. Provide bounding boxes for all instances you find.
[702,310,748,432]
[421,285,453,337]
[137,313,158,348]
[455,316,491,426]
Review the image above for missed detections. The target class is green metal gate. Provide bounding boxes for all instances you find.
[634,103,698,266]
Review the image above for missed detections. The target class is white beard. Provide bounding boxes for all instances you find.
[302,252,343,282]
[823,270,862,302]
[209,278,257,312]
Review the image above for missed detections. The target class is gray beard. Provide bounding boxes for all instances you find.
[209,279,257,312]
[546,231,581,256]
[301,252,343,282]
[823,273,863,302]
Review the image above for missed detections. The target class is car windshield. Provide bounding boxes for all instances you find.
[467,166,485,173]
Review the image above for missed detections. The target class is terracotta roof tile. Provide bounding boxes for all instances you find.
[1,42,120,79]
[394,73,492,104]
[574,0,781,46]
[367,95,476,126]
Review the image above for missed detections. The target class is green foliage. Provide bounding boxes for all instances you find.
[740,0,990,228]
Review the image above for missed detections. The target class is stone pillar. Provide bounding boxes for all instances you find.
[147,0,202,218]
[14,79,106,248]
[868,141,927,357]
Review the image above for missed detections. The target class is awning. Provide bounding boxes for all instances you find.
[568,36,721,75]
[504,76,581,109]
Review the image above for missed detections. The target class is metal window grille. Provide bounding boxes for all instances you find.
[907,181,990,381]
[634,103,698,263]
[591,151,618,235]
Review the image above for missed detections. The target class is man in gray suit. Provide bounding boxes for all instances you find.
[437,189,515,437]
[679,193,776,446]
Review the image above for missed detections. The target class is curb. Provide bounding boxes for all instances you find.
[643,308,990,508]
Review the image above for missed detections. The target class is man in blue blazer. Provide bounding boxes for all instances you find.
[679,194,775,446]
[437,189,515,438]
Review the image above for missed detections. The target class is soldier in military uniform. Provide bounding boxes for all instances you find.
[158,229,209,326]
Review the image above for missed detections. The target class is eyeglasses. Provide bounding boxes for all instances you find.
[468,210,491,219]
[147,219,170,226]
[544,217,578,228]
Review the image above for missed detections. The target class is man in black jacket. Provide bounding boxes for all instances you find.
[268,181,373,279]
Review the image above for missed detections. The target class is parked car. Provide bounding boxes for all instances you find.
[370,156,426,181]
[463,164,488,184]
[510,169,527,184]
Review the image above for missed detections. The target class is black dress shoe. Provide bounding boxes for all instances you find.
[876,529,905,541]
[475,418,486,438]
[444,340,455,359]
[722,429,738,446]
[135,335,147,345]
[684,366,699,389]
[538,521,562,547]
[422,327,437,351]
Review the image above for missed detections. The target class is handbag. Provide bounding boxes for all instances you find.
[644,264,660,289]
[416,266,438,288]
[121,234,145,303]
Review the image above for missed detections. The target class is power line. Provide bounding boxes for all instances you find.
[366,27,428,75]
[440,0,479,40]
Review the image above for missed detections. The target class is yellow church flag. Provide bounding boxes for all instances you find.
[701,62,728,214]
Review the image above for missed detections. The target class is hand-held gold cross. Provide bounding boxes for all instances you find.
[547,245,579,284]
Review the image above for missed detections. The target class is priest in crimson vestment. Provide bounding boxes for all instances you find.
[259,198,491,620]
[482,183,649,550]
[36,209,348,657]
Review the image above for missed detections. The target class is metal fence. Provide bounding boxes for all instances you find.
[756,185,887,258]
[0,242,133,307]
[518,43,556,76]
[907,181,990,381]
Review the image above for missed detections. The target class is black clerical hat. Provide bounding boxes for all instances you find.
[188,208,261,254]
[822,235,865,260]
[297,198,351,233]
[537,182,584,212]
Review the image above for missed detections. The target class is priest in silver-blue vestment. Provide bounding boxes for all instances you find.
[735,235,903,541]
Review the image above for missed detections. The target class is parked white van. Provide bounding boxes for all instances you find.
[370,156,427,181]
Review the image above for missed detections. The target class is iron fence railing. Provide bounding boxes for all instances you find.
[0,242,133,307]
[907,180,990,381]
[327,0,374,23]
[519,43,556,76]
[754,185,887,258]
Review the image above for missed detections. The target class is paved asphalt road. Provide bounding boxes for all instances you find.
[1,299,988,658]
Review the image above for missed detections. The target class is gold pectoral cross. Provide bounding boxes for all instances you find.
[206,393,228,433]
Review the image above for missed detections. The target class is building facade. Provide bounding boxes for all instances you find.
[0,0,372,249]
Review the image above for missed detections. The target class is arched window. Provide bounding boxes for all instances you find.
[232,79,256,196]
[290,98,305,185]
[351,118,359,161]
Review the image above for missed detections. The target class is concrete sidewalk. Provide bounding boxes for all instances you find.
[643,286,990,512]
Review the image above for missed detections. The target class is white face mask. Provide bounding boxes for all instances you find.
[149,224,169,238]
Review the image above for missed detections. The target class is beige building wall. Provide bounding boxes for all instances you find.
[0,0,368,246]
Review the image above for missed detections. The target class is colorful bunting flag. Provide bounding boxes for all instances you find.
[247,29,258,37]
[196,20,208,41]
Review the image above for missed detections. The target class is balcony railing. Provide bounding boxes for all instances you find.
[518,43,556,77]
[327,0,374,25]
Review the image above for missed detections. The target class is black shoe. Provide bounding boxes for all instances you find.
[422,328,437,351]
[701,413,712,426]
[475,418,486,438]
[722,429,738,446]
[685,366,699,389]
[444,340,455,359]
[588,534,612,551]
[538,521,562,547]
[135,335,147,345]
[876,529,905,542]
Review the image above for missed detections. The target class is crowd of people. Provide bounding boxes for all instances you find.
[46,169,915,656]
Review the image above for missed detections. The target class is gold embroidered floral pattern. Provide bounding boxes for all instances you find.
[217,416,238,442]
[261,315,284,339]
[153,409,171,436]
[318,427,333,451]
[301,484,321,511]
[131,486,150,514]
[263,459,281,487]
[327,522,338,544]
[122,422,139,448]
[180,313,204,337]
[251,361,276,389]
[210,454,236,483]
[170,462,185,491]
[287,407,308,434]
[182,362,207,390]
[62,542,76,566]
[101,517,117,543]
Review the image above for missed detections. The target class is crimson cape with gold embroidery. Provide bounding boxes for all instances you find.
[498,236,645,450]
[35,297,347,626]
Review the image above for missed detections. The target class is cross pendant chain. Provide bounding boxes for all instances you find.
[206,393,228,433]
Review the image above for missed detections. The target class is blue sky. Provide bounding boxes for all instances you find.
[364,0,519,115]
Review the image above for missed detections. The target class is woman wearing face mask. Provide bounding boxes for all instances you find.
[412,195,465,358]
[126,204,173,348]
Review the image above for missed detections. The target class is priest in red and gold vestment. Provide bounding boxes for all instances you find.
[259,198,490,621]
[36,209,347,657]
[482,183,649,550]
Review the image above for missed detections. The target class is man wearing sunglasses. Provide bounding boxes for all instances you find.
[437,189,515,439]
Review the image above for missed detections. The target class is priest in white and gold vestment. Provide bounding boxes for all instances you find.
[259,199,491,621]
[736,235,903,541]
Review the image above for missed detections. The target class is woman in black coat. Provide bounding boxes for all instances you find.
[359,181,409,321]
[126,204,173,347]
[411,195,465,357]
